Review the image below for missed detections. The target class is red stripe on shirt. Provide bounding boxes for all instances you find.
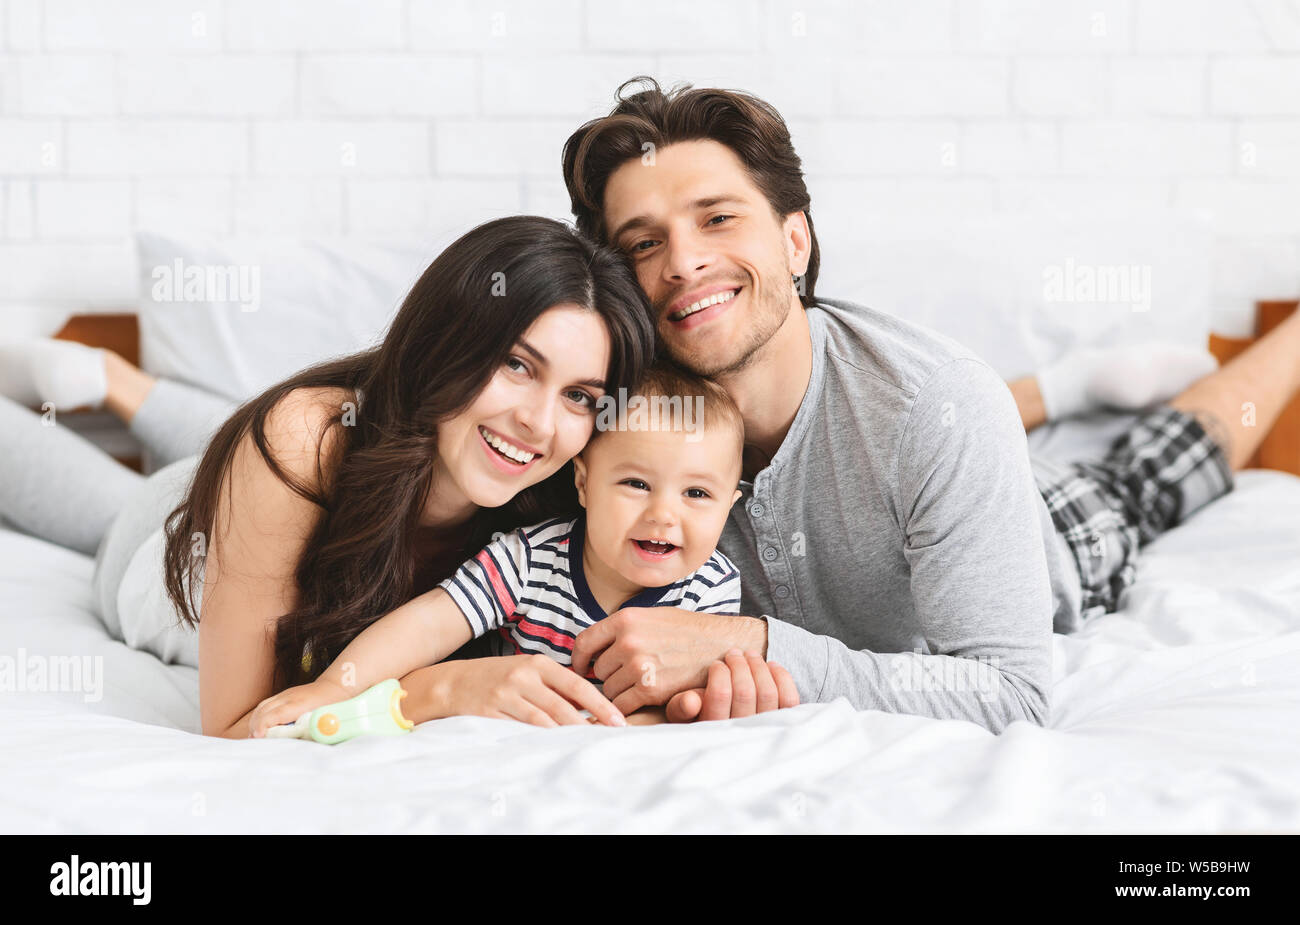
[475,548,516,614]
[516,617,575,652]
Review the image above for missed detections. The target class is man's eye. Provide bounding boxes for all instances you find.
[631,239,658,253]
[707,215,732,226]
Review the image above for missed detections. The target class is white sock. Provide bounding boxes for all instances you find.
[1036,343,1219,421]
[0,338,107,410]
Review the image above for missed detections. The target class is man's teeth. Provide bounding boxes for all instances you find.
[479,427,535,463]
[670,288,737,321]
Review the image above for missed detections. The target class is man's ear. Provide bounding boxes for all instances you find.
[784,210,812,279]
[573,454,589,508]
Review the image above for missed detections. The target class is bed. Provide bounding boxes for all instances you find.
[3,222,1298,833]
[2,442,1298,834]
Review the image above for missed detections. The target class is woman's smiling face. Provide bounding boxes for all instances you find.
[429,304,612,520]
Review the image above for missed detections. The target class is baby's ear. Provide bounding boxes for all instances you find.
[572,454,589,508]
[731,488,742,506]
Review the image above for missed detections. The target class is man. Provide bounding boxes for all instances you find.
[565,77,1300,733]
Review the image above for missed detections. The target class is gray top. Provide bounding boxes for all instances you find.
[718,297,1081,732]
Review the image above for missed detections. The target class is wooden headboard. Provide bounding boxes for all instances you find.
[54,302,1299,477]
[53,312,140,365]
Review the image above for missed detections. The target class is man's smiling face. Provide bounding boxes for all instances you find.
[602,139,810,378]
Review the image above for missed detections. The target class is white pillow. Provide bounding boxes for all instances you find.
[814,210,1213,380]
[135,231,436,402]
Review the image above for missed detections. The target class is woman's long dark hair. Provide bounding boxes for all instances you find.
[163,215,655,690]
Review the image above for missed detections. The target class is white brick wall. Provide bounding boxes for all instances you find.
[1,0,1298,334]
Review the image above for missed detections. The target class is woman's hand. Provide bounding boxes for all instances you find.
[400,654,627,728]
[664,649,800,722]
[248,676,351,738]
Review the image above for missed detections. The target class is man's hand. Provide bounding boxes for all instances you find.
[665,650,800,722]
[570,607,768,715]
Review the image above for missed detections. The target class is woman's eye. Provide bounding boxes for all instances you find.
[504,356,528,374]
[686,488,711,499]
[565,389,596,409]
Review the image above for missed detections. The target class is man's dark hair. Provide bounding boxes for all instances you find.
[562,76,820,308]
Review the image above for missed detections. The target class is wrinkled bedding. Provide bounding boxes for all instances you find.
[2,467,1298,833]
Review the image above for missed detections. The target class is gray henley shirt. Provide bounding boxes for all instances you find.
[718,297,1081,733]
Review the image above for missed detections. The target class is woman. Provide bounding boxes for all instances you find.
[160,215,672,736]
[3,216,793,735]
[0,217,650,735]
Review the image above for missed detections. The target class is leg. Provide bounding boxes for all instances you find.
[0,394,144,555]
[1042,405,1235,622]
[1010,342,1219,434]
[127,375,238,468]
[1028,344,1219,425]
[1168,309,1300,471]
[1008,376,1047,432]
[102,349,157,423]
[93,455,201,664]
[5,344,237,467]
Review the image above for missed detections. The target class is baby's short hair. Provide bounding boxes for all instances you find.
[590,361,745,463]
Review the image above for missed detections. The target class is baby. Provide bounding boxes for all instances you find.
[250,363,746,735]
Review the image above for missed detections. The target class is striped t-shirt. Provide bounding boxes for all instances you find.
[438,516,742,683]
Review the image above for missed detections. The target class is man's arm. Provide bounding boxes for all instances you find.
[762,357,1055,733]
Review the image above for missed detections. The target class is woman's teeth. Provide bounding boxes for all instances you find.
[670,288,738,321]
[479,426,536,464]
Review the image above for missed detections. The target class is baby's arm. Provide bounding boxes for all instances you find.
[316,587,473,692]
[248,588,474,737]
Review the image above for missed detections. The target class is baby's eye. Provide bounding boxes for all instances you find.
[620,479,650,491]
[685,488,711,499]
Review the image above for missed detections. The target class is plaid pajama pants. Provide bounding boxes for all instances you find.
[1038,406,1235,622]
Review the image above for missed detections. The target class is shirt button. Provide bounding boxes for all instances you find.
[763,546,779,562]
[774,585,790,599]
[750,503,766,518]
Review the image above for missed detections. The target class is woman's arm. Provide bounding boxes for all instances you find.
[198,388,345,738]
[248,589,474,736]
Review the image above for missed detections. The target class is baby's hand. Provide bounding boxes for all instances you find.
[249,678,351,739]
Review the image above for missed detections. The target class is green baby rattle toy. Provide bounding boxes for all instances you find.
[263,678,415,744]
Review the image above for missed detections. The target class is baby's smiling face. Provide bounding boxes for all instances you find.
[573,424,743,590]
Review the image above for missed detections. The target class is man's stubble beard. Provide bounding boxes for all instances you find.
[661,266,794,379]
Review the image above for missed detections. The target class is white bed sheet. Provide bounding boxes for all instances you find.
[2,470,1299,834]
